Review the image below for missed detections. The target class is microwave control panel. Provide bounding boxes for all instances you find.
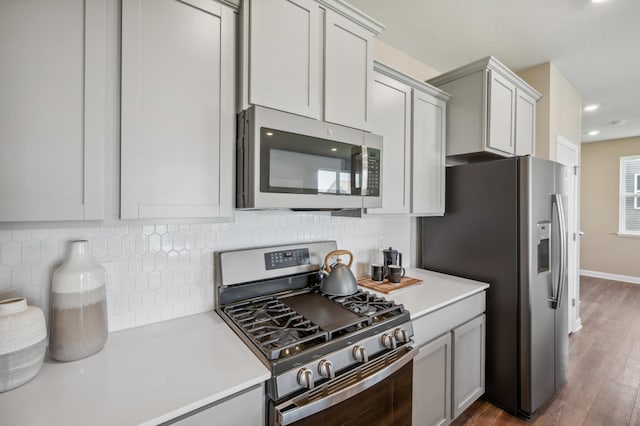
[366,148,380,196]
[265,248,310,270]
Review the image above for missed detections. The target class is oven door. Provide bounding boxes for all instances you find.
[272,345,416,426]
[238,106,381,210]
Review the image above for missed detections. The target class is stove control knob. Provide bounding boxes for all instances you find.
[297,368,314,389]
[394,328,409,343]
[318,359,335,379]
[352,345,368,363]
[381,333,397,350]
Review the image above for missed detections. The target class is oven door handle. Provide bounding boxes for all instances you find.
[275,345,417,425]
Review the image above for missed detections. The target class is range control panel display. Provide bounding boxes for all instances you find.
[264,248,310,270]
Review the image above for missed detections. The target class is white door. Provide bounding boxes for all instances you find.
[556,135,581,333]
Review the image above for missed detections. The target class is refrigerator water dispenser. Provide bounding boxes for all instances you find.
[536,221,551,273]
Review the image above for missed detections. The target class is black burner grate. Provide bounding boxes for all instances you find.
[224,298,329,360]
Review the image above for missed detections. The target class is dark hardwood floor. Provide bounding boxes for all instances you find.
[451,275,640,426]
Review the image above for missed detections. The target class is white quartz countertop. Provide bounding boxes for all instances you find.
[365,268,490,319]
[0,311,271,426]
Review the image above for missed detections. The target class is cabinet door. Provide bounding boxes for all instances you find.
[246,0,320,118]
[367,72,411,215]
[121,0,234,219]
[452,314,486,418]
[171,384,263,425]
[515,89,536,156]
[413,333,452,426]
[487,70,516,156]
[0,0,105,221]
[324,9,373,130]
[411,90,446,216]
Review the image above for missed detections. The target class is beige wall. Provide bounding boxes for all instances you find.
[581,137,640,278]
[517,62,582,160]
[549,64,583,158]
[517,63,552,159]
[373,39,440,81]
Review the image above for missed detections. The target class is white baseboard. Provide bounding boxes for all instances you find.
[580,269,640,285]
[571,319,582,334]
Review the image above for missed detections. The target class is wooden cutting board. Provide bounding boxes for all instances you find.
[356,276,422,294]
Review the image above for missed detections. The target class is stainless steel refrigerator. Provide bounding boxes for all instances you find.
[421,156,569,418]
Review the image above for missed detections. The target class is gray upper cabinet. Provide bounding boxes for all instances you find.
[323,6,374,130]
[243,0,320,119]
[0,0,106,222]
[241,0,383,131]
[487,70,516,155]
[368,69,412,215]
[428,56,541,163]
[515,88,537,156]
[120,0,236,219]
[412,89,447,216]
[368,62,449,217]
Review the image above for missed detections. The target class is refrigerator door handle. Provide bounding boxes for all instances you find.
[550,193,567,310]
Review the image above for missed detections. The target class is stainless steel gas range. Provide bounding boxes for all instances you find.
[214,241,416,426]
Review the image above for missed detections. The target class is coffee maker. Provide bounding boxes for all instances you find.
[382,247,402,268]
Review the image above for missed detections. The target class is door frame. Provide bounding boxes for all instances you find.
[556,135,581,333]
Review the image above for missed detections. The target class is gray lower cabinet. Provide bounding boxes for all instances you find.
[166,384,264,425]
[452,315,486,418]
[412,293,486,425]
[413,333,452,426]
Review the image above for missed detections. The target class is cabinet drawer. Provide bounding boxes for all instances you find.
[413,292,485,347]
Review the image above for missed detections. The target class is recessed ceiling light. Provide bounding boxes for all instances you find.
[331,148,337,152]
[592,0,608,3]
[266,131,274,136]
[588,130,600,136]
[584,104,600,111]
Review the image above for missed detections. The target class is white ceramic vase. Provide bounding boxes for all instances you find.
[50,240,108,362]
[0,297,47,392]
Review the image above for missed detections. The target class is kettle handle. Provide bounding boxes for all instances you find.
[324,249,354,273]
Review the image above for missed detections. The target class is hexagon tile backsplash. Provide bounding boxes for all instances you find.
[0,211,410,332]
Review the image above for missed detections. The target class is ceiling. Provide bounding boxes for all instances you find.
[345,0,640,144]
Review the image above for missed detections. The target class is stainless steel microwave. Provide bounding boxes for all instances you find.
[236,106,382,210]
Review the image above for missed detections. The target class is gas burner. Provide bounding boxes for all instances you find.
[274,329,300,346]
[351,304,377,315]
